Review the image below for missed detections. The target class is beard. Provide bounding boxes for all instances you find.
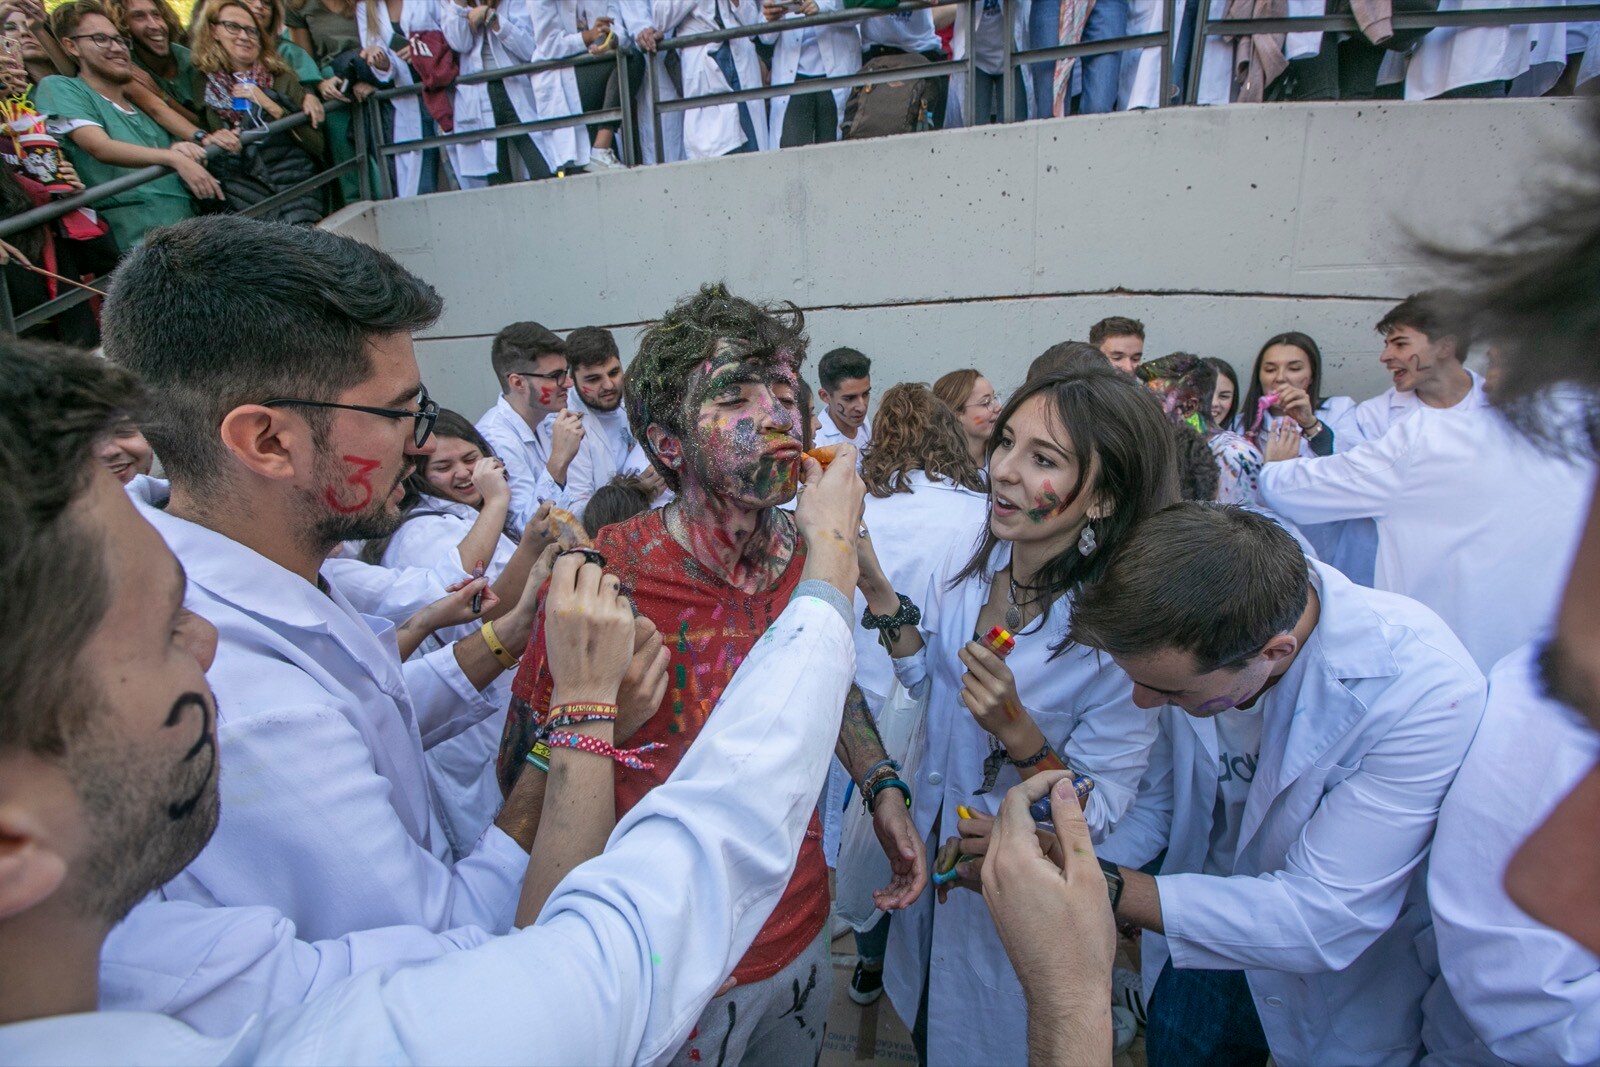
[581,388,623,413]
[306,449,408,550]
[65,688,221,924]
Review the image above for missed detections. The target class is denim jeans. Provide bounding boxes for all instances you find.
[972,68,1029,123]
[1145,960,1271,1067]
[854,913,890,964]
[712,42,760,154]
[1027,0,1128,115]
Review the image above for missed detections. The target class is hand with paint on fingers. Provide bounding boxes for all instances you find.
[492,543,561,662]
[520,501,555,549]
[1263,420,1301,463]
[794,442,863,597]
[871,793,928,910]
[543,550,634,706]
[633,462,667,501]
[982,771,1115,1066]
[615,614,669,743]
[957,640,1029,743]
[471,456,510,508]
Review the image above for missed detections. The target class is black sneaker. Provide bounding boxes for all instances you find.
[848,961,883,1006]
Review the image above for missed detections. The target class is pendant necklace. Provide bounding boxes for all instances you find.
[1006,570,1023,630]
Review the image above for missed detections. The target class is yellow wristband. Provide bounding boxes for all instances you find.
[480,620,520,670]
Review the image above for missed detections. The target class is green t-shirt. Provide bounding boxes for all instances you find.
[135,41,200,111]
[284,0,359,66]
[32,75,195,252]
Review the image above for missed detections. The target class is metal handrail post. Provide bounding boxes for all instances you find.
[1158,0,1176,108]
[1001,0,1015,124]
[369,96,394,201]
[351,94,373,202]
[0,276,16,336]
[963,0,977,126]
[648,50,665,168]
[616,46,638,167]
[1185,0,1210,105]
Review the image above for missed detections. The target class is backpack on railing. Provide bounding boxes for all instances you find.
[841,52,939,140]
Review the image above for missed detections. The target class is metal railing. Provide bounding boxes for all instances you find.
[0,98,363,335]
[5,1,1594,335]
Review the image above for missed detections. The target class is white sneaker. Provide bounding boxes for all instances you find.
[1112,1005,1138,1054]
[1112,967,1147,1025]
[589,146,625,170]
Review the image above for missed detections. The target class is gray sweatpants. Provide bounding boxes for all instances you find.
[669,925,833,1067]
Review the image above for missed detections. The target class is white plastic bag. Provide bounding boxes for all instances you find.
[833,675,931,932]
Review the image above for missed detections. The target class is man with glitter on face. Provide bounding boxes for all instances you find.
[497,283,927,1067]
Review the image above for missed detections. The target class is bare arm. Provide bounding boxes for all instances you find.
[855,530,926,658]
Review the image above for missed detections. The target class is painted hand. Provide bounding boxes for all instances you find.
[1263,420,1301,463]
[871,795,928,910]
[1272,385,1317,431]
[544,551,633,706]
[615,615,668,744]
[956,641,1026,741]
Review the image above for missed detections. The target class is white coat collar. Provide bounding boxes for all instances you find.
[1235,560,1399,850]
[0,1011,249,1066]
[491,394,542,447]
[414,493,479,522]
[141,504,376,638]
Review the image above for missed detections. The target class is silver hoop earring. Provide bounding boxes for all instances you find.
[1078,523,1098,557]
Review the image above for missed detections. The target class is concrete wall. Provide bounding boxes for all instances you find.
[324,98,1587,419]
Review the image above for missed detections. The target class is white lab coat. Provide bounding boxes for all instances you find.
[762,1,861,145]
[442,0,558,176]
[945,0,1035,127]
[653,0,770,158]
[1403,0,1563,99]
[528,0,595,171]
[814,407,870,466]
[356,0,449,197]
[475,395,572,528]
[379,494,523,852]
[1099,561,1487,1066]
[2,592,856,1067]
[136,506,523,944]
[882,540,1159,1067]
[1420,642,1600,1067]
[1120,0,1324,108]
[563,384,636,515]
[1259,396,1378,586]
[616,0,684,162]
[1352,368,1489,441]
[1259,403,1595,671]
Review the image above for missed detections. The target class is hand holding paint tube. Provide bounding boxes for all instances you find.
[957,627,1028,742]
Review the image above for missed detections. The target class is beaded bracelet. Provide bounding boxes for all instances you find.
[545,729,666,771]
[860,593,922,647]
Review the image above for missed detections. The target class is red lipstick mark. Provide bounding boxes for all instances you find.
[324,454,380,514]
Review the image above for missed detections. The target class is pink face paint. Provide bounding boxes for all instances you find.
[324,454,380,514]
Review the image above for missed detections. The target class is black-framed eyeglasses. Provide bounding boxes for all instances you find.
[68,31,131,51]
[212,17,261,39]
[263,386,439,448]
[512,366,571,384]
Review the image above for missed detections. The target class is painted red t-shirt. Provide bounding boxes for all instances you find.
[499,508,829,985]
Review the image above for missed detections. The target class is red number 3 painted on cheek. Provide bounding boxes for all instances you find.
[324,454,381,514]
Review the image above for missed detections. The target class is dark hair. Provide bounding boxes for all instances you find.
[954,369,1179,656]
[582,475,654,539]
[491,321,564,392]
[1088,316,1145,346]
[818,346,870,391]
[0,339,145,756]
[862,382,986,497]
[1070,503,1309,672]
[626,283,807,493]
[1027,341,1111,383]
[565,325,619,373]
[1422,104,1600,453]
[797,377,814,451]
[50,0,114,38]
[1172,423,1220,502]
[0,163,44,264]
[1375,290,1469,354]
[1138,352,1219,431]
[102,217,441,494]
[1205,357,1242,430]
[357,409,496,565]
[1239,333,1323,433]
[932,367,977,412]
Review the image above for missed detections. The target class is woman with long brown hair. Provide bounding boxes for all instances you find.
[933,366,1001,468]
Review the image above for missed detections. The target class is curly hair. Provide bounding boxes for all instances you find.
[862,383,986,498]
[190,0,289,76]
[1172,423,1220,502]
[625,282,807,493]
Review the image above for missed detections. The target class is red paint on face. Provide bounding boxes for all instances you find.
[538,384,558,407]
[324,454,381,514]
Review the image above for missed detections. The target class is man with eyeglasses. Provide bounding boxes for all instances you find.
[95,215,553,1031]
[475,319,587,528]
[34,0,230,251]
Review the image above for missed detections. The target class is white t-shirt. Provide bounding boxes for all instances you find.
[861,8,939,53]
[814,407,872,467]
[972,0,1007,75]
[1202,704,1264,877]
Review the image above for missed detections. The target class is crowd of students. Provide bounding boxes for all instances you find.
[0,197,1591,1067]
[7,0,1600,343]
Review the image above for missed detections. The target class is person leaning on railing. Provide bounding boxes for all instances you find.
[189,0,326,225]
